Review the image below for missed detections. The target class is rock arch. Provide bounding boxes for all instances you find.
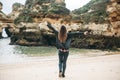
[0,24,13,38]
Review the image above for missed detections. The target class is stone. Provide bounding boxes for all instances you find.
[0,2,3,11]
[107,0,120,36]
[8,3,24,19]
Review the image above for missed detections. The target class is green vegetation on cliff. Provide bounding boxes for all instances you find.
[0,2,3,6]
[48,3,70,15]
[25,0,68,15]
[13,2,23,8]
[14,9,33,24]
[72,0,110,24]
[14,0,69,24]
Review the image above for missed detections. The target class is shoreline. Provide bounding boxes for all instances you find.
[0,54,120,80]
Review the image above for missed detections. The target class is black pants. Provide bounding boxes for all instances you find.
[58,51,69,75]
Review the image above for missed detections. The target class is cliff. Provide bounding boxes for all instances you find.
[72,0,110,24]
[8,3,24,19]
[14,0,70,24]
[107,0,120,37]
[0,2,14,38]
[5,0,120,49]
[9,0,70,46]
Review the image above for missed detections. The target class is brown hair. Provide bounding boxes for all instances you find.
[58,25,67,43]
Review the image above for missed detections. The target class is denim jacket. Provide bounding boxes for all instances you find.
[47,24,84,50]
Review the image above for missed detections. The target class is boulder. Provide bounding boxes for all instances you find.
[14,0,70,24]
[8,3,24,19]
[107,0,120,37]
[10,22,45,46]
[0,2,3,11]
[0,2,14,38]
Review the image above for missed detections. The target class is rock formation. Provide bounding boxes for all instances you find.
[14,0,70,24]
[0,2,3,11]
[10,0,71,45]
[107,0,120,37]
[0,2,3,38]
[0,2,14,38]
[10,22,44,46]
[70,0,114,36]
[8,3,24,19]
[72,0,110,24]
[6,0,120,49]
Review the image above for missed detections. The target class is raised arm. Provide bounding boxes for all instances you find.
[67,31,86,38]
[47,22,58,35]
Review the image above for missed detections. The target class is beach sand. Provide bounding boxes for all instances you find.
[0,54,120,80]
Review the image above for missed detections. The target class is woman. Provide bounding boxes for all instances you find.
[47,22,88,78]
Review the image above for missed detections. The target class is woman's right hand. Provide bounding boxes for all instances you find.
[46,21,51,27]
[44,21,51,26]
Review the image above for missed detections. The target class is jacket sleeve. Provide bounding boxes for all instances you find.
[47,23,58,35]
[65,38,71,49]
[67,32,84,38]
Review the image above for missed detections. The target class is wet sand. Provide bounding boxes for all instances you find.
[0,54,120,80]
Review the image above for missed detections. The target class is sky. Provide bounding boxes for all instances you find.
[0,0,91,14]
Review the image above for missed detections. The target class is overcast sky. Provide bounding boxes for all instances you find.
[0,0,90,14]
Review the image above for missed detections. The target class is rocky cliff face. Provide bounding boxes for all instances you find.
[68,0,120,49]
[7,0,120,49]
[14,0,69,24]
[10,0,70,45]
[72,0,110,24]
[0,2,8,21]
[0,2,3,11]
[107,0,120,37]
[8,3,24,19]
[71,0,120,37]
[0,2,14,38]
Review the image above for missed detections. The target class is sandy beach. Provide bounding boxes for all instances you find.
[0,54,120,80]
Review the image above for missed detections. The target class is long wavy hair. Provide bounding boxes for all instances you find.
[58,25,67,43]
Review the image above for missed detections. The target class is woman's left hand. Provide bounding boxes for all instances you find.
[84,31,88,35]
